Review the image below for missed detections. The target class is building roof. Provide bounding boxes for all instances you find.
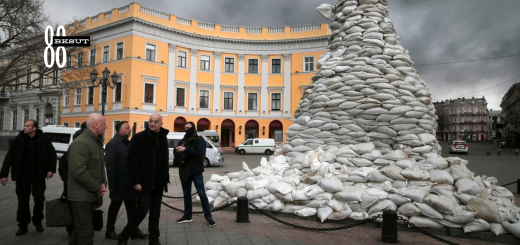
[434,96,487,105]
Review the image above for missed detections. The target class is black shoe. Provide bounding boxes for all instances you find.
[105,230,118,239]
[117,234,129,245]
[149,243,162,245]
[16,227,28,236]
[131,229,149,239]
[176,216,192,223]
[66,226,73,237]
[35,224,44,232]
[206,217,216,227]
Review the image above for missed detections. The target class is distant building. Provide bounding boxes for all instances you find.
[487,109,503,140]
[500,83,520,142]
[433,97,488,141]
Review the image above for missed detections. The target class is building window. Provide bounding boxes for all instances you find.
[145,44,156,62]
[102,45,109,63]
[177,51,187,67]
[74,122,80,128]
[24,109,29,123]
[225,57,234,72]
[87,86,94,105]
[271,93,281,111]
[272,59,281,73]
[64,90,70,106]
[26,69,31,89]
[304,57,314,72]
[89,49,96,66]
[248,93,257,110]
[116,42,124,60]
[248,59,258,73]
[66,53,71,68]
[75,88,82,105]
[77,52,84,67]
[199,90,209,108]
[224,92,233,110]
[144,83,154,103]
[176,88,185,107]
[113,120,121,135]
[12,110,17,130]
[200,55,210,71]
[64,122,69,127]
[0,111,4,131]
[114,82,122,102]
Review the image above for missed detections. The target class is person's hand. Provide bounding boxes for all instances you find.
[134,184,142,192]
[98,184,107,197]
[176,146,186,152]
[46,172,53,179]
[0,178,7,186]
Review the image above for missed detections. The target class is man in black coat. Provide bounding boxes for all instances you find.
[175,122,215,226]
[105,121,148,239]
[0,120,57,236]
[118,113,169,245]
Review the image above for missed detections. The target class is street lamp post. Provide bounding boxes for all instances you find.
[90,67,118,116]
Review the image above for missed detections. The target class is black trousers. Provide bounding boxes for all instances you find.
[106,198,137,230]
[15,175,46,228]
[121,190,162,244]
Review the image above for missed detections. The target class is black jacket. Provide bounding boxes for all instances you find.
[0,129,57,181]
[106,134,135,202]
[126,127,170,192]
[177,133,206,182]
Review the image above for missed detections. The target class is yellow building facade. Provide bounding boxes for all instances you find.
[60,3,329,147]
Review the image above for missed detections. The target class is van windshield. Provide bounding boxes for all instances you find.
[44,132,71,144]
[206,136,219,144]
[243,140,252,145]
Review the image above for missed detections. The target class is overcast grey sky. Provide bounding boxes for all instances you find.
[43,0,520,110]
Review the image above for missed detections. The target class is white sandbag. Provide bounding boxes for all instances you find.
[317,206,334,223]
[292,189,311,201]
[453,192,476,205]
[318,177,344,193]
[401,167,430,181]
[334,186,364,202]
[350,142,375,154]
[252,165,273,176]
[361,192,384,209]
[443,206,477,224]
[434,219,463,229]
[328,205,353,220]
[398,202,421,216]
[381,165,407,180]
[502,220,520,238]
[395,160,415,169]
[350,158,374,167]
[489,223,509,236]
[388,194,411,206]
[368,200,397,215]
[450,164,474,181]
[226,172,241,179]
[384,150,408,161]
[262,194,277,204]
[238,171,256,180]
[424,194,456,215]
[425,157,448,170]
[327,199,346,211]
[350,212,369,221]
[350,167,378,178]
[235,187,247,197]
[205,181,222,191]
[246,188,271,200]
[368,170,394,183]
[491,186,515,201]
[268,182,294,195]
[417,133,436,145]
[304,184,325,198]
[213,196,227,207]
[245,178,270,190]
[463,218,490,233]
[250,199,268,210]
[409,216,444,228]
[395,186,430,202]
[295,207,317,217]
[466,197,501,224]
[455,179,481,195]
[414,202,443,219]
[210,174,230,182]
[221,181,246,194]
[206,189,220,198]
[429,170,454,185]
[265,199,285,211]
[281,204,305,213]
[412,146,433,154]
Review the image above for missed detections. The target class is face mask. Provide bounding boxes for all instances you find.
[185,127,195,136]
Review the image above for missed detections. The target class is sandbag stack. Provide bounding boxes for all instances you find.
[202,0,520,238]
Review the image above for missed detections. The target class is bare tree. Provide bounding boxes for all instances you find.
[436,103,451,141]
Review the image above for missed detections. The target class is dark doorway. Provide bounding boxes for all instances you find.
[221,119,235,147]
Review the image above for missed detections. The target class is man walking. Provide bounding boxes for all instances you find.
[175,122,216,226]
[68,113,107,245]
[118,113,169,245]
[105,121,148,240]
[0,120,57,236]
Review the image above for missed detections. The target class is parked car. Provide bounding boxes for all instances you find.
[41,125,81,159]
[199,130,220,147]
[167,132,224,167]
[235,138,275,155]
[449,140,469,154]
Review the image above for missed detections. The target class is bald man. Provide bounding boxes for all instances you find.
[118,113,169,245]
[68,113,108,245]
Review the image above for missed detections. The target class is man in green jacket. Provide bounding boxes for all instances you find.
[68,113,108,245]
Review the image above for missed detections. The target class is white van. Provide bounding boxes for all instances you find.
[41,126,81,159]
[199,130,220,147]
[235,138,275,155]
[167,132,224,167]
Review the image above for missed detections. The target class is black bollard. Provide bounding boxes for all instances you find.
[497,149,501,155]
[381,210,398,243]
[517,179,520,195]
[236,196,250,223]
[486,151,491,156]
[515,149,518,156]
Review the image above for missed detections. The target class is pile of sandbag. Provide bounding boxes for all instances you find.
[202,0,520,239]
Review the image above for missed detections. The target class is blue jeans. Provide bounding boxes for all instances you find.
[181,173,212,219]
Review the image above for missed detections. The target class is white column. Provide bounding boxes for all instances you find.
[237,54,245,115]
[283,54,292,116]
[261,55,269,114]
[189,49,198,111]
[213,52,222,114]
[167,44,176,110]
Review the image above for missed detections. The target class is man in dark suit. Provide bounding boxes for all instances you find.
[0,120,57,236]
[118,113,169,245]
[105,121,148,239]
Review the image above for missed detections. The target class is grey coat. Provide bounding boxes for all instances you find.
[105,134,135,202]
